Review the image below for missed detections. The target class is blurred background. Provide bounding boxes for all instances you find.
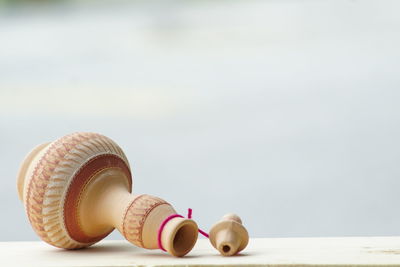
[1,0,400,242]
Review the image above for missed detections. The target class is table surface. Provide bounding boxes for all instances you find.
[2,237,400,267]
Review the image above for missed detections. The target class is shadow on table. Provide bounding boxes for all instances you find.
[134,251,256,259]
[134,252,201,259]
[51,242,138,254]
[48,242,257,258]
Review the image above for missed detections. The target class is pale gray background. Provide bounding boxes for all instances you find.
[1,0,400,241]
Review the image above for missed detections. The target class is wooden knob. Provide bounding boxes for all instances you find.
[17,132,198,257]
[209,213,249,256]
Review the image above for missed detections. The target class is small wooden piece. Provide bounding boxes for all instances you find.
[209,213,249,256]
[17,132,198,257]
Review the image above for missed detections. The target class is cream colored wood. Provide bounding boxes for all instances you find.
[17,132,199,256]
[17,133,133,249]
[77,167,131,237]
[140,203,176,249]
[3,237,400,267]
[209,213,249,256]
[213,229,241,256]
[17,142,50,202]
[160,216,198,256]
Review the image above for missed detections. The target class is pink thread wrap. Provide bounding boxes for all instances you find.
[157,208,209,252]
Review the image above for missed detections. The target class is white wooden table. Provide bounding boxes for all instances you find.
[2,237,400,266]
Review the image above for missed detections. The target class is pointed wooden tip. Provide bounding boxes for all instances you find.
[209,213,249,256]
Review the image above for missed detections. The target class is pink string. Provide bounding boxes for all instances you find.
[187,209,209,238]
[157,208,209,252]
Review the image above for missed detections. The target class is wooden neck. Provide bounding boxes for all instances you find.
[78,169,199,256]
[77,167,132,237]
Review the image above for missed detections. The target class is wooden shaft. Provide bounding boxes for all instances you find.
[77,168,198,256]
[77,168,132,237]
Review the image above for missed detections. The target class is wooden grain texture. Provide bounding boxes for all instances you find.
[2,237,400,267]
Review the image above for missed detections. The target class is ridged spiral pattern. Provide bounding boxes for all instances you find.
[25,132,130,249]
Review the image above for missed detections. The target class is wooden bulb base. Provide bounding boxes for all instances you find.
[209,214,249,256]
[16,132,198,257]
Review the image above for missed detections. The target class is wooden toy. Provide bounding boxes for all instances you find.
[17,132,198,257]
[209,213,249,256]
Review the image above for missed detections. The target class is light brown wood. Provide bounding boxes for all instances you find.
[3,237,400,267]
[209,213,249,256]
[17,132,198,256]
